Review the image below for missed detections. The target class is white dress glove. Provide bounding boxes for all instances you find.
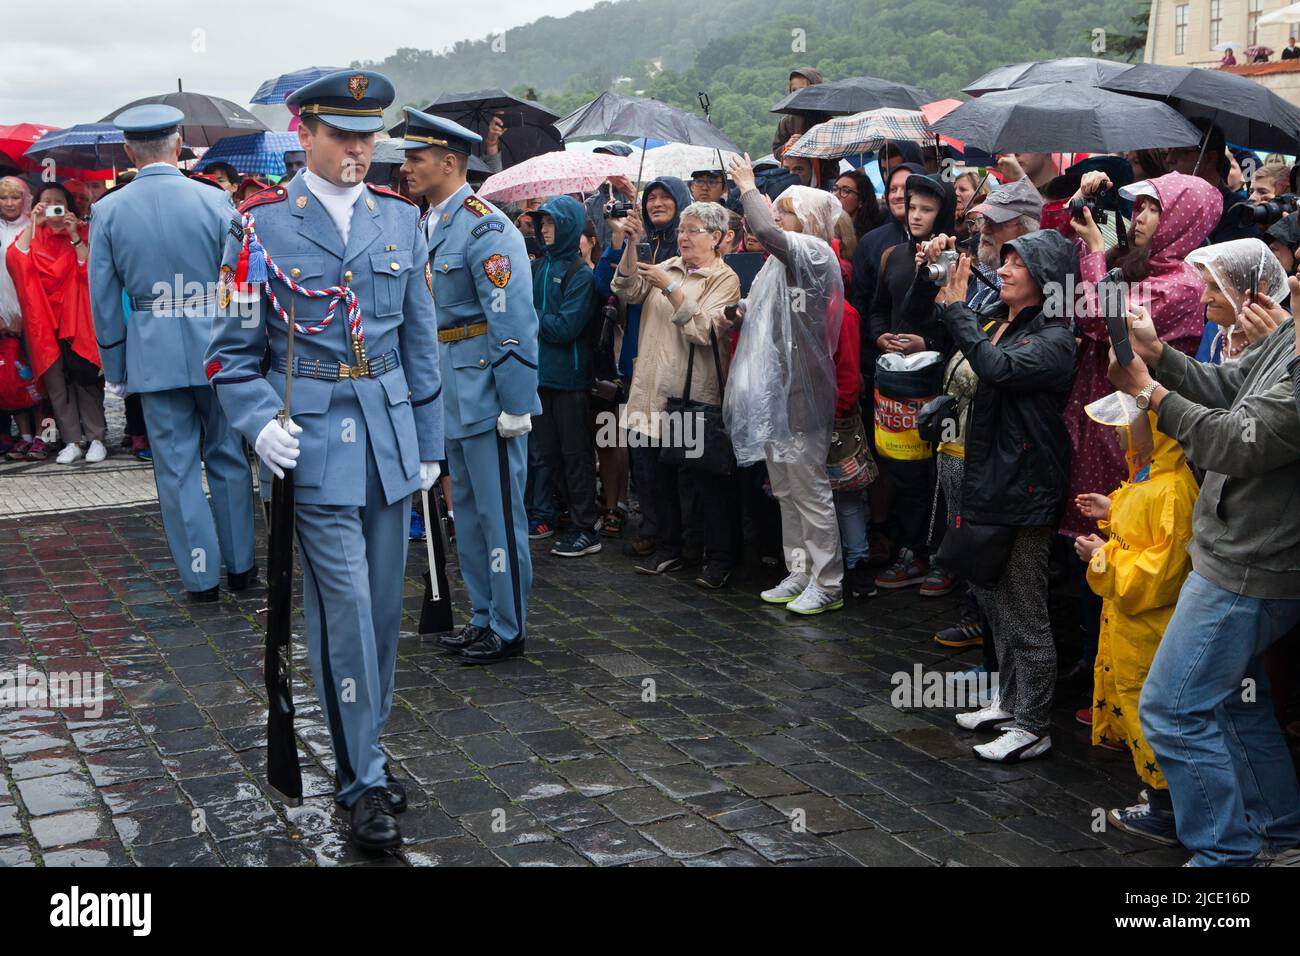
[255,417,302,479]
[497,411,532,438]
[105,382,127,398]
[419,461,441,492]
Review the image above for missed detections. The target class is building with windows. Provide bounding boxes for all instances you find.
[1146,0,1300,105]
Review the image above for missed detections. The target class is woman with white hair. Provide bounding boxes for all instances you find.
[612,199,741,588]
[0,176,47,461]
[725,155,846,614]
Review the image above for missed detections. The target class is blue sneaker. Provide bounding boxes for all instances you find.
[552,528,601,558]
[1108,802,1180,847]
[409,511,426,541]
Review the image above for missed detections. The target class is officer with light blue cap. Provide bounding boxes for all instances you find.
[397,107,539,664]
[88,103,257,602]
[206,69,443,852]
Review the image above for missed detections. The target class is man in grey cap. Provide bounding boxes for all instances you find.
[963,177,1043,313]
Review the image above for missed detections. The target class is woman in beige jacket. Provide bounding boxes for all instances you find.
[612,201,741,585]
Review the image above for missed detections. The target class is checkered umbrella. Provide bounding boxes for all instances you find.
[193,132,300,176]
[783,108,933,160]
[477,150,639,204]
[251,67,346,105]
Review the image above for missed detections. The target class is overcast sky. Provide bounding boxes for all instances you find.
[0,0,595,127]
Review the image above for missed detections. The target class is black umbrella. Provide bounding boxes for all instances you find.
[770,75,937,117]
[932,84,1202,154]
[963,57,1133,97]
[100,91,268,148]
[556,91,741,153]
[557,91,741,185]
[421,88,562,169]
[1102,64,1300,152]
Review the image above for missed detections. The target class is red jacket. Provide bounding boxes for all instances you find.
[833,244,861,417]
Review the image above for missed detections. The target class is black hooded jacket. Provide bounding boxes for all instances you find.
[849,161,925,320]
[867,172,957,350]
[939,230,1079,526]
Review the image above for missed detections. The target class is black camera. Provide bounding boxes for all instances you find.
[1233,193,1300,228]
[604,199,634,219]
[1068,188,1111,226]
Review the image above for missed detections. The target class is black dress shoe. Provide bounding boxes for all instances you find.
[349,787,402,852]
[227,564,259,592]
[188,585,220,603]
[460,630,524,664]
[437,622,486,651]
[383,763,407,814]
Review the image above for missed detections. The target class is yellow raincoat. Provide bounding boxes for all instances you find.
[1086,414,1199,789]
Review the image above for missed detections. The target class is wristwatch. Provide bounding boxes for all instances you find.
[662,279,682,297]
[1134,381,1159,410]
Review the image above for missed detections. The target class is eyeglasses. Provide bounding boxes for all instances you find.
[832,186,860,197]
[680,227,718,235]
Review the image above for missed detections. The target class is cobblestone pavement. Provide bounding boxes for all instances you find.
[0,497,1192,868]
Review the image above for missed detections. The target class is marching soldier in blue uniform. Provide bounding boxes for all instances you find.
[396,108,539,664]
[88,104,257,601]
[205,71,444,851]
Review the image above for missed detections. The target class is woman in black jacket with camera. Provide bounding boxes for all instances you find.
[927,229,1078,764]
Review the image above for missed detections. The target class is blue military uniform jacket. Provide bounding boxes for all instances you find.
[205,175,443,508]
[427,183,540,439]
[88,165,236,392]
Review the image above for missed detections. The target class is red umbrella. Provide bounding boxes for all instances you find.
[0,123,113,180]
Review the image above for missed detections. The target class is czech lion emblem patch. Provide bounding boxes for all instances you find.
[348,74,369,101]
[482,254,511,289]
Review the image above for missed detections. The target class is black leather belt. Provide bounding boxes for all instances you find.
[270,349,400,381]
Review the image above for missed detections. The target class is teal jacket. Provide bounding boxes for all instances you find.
[533,195,595,392]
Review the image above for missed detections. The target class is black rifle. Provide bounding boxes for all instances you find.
[418,487,454,635]
[264,298,303,806]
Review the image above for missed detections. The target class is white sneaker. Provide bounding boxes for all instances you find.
[55,443,83,465]
[761,573,808,605]
[84,440,107,463]
[955,697,1013,732]
[973,728,1051,763]
[787,584,844,615]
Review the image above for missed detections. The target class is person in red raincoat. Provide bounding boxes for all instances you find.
[5,182,105,464]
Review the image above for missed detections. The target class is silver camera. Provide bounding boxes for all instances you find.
[923,249,959,283]
[46,204,65,218]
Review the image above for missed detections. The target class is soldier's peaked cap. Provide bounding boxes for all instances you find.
[394,108,481,156]
[287,70,395,134]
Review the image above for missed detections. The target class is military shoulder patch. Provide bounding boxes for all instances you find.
[482,254,511,288]
[366,183,417,207]
[471,220,505,239]
[237,186,287,214]
[228,215,244,241]
[463,196,492,218]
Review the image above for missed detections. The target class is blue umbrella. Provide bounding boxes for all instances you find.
[195,131,300,176]
[24,123,195,170]
[628,137,669,149]
[251,67,346,105]
[24,124,128,169]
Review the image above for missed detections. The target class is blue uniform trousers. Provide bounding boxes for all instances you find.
[139,386,255,592]
[447,429,530,642]
[294,441,408,809]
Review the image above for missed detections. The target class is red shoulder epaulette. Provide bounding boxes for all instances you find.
[366,183,417,207]
[463,195,492,218]
[237,185,288,214]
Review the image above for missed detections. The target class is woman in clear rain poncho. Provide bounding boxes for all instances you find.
[1184,237,1290,365]
[725,157,845,615]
